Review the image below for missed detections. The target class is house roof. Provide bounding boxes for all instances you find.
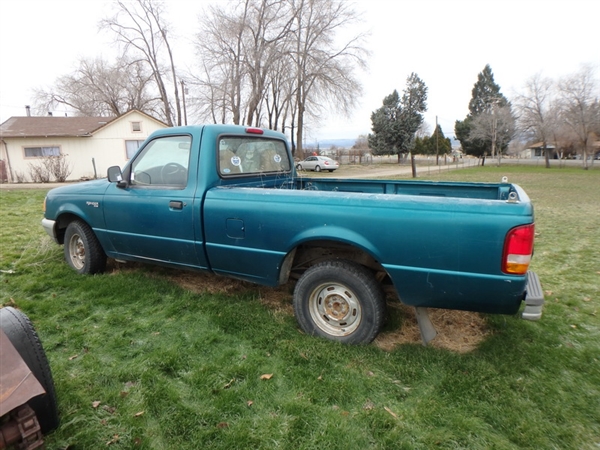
[0,116,117,138]
[0,110,167,138]
[527,142,556,149]
[528,139,600,150]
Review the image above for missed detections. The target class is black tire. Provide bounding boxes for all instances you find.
[296,164,303,171]
[293,260,386,344]
[314,165,321,172]
[328,170,334,172]
[0,307,59,434]
[64,220,106,274]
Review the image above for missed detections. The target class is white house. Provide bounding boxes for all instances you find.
[0,110,167,183]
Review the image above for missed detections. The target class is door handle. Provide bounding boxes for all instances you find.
[169,200,184,210]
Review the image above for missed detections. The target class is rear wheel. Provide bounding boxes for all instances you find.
[64,220,106,274]
[293,260,386,344]
[0,307,59,434]
[314,165,321,172]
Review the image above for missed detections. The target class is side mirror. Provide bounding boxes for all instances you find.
[107,166,122,182]
[107,166,127,188]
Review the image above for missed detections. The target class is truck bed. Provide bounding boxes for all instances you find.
[293,177,522,201]
[204,176,534,314]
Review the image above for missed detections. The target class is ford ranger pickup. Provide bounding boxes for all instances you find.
[42,124,544,344]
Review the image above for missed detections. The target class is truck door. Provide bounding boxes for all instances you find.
[102,134,208,269]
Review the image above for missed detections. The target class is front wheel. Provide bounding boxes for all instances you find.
[314,165,321,172]
[64,220,106,274]
[296,164,303,171]
[293,260,386,344]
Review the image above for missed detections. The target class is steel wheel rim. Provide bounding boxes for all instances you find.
[68,233,85,270]
[308,282,362,336]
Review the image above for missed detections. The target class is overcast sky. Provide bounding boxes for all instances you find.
[0,0,598,144]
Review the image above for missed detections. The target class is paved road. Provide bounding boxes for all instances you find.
[335,161,470,179]
[0,182,67,190]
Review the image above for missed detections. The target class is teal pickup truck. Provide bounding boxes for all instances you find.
[42,124,544,344]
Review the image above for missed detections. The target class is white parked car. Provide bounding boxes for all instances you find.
[296,156,339,172]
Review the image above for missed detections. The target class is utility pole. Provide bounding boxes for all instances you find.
[435,115,439,165]
[180,79,188,126]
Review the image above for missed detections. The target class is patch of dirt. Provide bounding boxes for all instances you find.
[169,270,295,316]
[112,261,489,353]
[374,302,488,353]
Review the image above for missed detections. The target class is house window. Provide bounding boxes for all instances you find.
[24,146,60,158]
[131,121,142,132]
[126,140,145,159]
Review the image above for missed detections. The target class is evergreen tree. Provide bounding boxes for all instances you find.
[368,90,403,156]
[414,125,452,156]
[413,136,430,154]
[455,64,510,157]
[430,124,452,155]
[368,73,428,162]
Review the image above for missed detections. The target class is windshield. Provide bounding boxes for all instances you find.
[218,137,291,176]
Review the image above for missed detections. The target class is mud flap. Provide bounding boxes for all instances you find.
[415,307,437,345]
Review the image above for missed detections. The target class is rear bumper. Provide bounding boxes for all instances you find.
[522,271,544,320]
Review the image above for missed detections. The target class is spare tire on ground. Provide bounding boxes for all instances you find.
[0,307,59,434]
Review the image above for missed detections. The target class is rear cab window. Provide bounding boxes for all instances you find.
[218,137,291,176]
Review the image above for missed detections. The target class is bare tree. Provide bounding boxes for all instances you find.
[514,74,557,167]
[290,0,368,155]
[101,0,181,126]
[351,134,370,163]
[241,0,297,127]
[194,2,250,125]
[469,103,516,165]
[193,0,367,156]
[264,53,297,132]
[416,121,431,138]
[557,65,600,169]
[34,56,157,117]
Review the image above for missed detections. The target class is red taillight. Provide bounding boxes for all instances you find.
[245,127,264,135]
[324,161,329,165]
[502,224,535,275]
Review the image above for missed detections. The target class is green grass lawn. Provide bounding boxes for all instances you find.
[1,165,599,449]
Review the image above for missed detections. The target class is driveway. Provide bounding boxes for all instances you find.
[0,182,67,190]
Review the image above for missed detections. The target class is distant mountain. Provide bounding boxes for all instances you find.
[308,138,357,149]
[308,137,461,150]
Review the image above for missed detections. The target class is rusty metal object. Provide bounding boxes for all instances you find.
[0,404,44,449]
[0,330,46,448]
[0,330,46,417]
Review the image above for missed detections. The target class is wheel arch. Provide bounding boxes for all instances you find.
[54,212,86,245]
[279,233,398,299]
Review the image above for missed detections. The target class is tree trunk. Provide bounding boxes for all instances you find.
[410,153,417,178]
[544,144,550,169]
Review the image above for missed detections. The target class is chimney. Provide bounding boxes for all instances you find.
[25,105,31,116]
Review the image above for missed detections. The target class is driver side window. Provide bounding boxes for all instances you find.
[130,135,191,188]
